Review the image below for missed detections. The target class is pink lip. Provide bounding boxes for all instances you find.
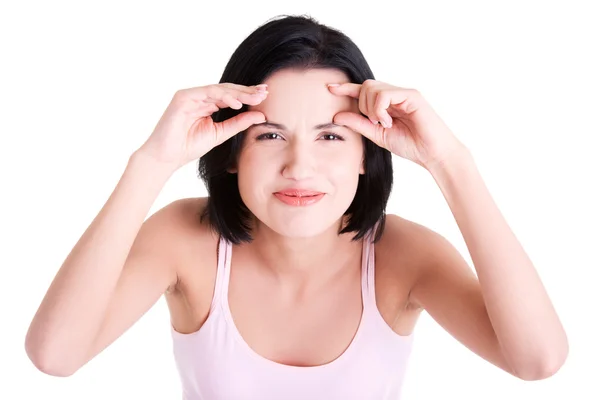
[273,189,325,206]
[275,189,324,197]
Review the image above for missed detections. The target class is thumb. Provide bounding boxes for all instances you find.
[333,111,381,145]
[216,111,266,142]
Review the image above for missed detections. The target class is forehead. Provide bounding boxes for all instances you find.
[247,68,359,118]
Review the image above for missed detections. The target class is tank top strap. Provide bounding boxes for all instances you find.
[361,219,380,310]
[213,224,378,313]
[208,235,232,313]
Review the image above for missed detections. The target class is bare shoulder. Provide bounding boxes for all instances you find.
[375,213,445,310]
[381,213,474,305]
[159,197,222,333]
[376,213,436,270]
[149,196,219,292]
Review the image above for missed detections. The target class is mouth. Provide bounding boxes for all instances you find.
[274,190,325,197]
[273,191,325,206]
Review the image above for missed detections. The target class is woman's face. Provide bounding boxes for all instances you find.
[235,68,365,238]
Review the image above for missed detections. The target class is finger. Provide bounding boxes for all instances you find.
[374,92,393,127]
[219,82,266,95]
[205,103,219,114]
[327,82,362,98]
[366,89,380,125]
[236,90,269,106]
[221,93,243,109]
[358,88,373,124]
[205,88,268,109]
[333,111,384,147]
[214,111,267,144]
[390,88,421,114]
[224,90,269,109]
[180,83,267,104]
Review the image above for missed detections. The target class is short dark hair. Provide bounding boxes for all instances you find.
[197,14,393,245]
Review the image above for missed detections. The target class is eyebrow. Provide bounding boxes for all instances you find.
[251,121,344,130]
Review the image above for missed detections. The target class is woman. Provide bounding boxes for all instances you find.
[25,14,568,399]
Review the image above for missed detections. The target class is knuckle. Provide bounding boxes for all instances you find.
[220,84,238,95]
[205,85,220,98]
[173,89,187,101]
[172,90,191,108]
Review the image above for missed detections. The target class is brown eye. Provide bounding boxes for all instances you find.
[256,133,282,140]
[321,133,344,141]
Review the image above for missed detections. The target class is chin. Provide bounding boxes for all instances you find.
[259,205,348,240]
[268,219,334,239]
[242,191,355,239]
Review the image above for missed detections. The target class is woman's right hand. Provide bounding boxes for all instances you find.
[136,83,269,171]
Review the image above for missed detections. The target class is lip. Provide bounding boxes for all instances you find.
[274,189,325,197]
[273,189,325,206]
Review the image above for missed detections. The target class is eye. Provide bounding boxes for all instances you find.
[255,132,345,141]
[320,133,344,141]
[256,132,283,140]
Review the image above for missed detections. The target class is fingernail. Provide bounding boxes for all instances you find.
[327,83,340,88]
[255,84,268,91]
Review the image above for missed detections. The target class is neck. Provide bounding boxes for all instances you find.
[241,216,363,284]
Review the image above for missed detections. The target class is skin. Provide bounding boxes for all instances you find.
[166,68,423,366]
[231,68,367,289]
[167,68,566,375]
[167,198,421,367]
[26,67,565,378]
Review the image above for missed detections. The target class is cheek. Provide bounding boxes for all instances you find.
[328,163,361,186]
[325,142,364,168]
[325,153,362,184]
[236,149,274,200]
[237,146,275,177]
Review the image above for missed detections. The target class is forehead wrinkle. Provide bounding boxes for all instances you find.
[252,121,346,131]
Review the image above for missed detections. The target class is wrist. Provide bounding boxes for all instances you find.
[424,142,472,175]
[128,150,178,181]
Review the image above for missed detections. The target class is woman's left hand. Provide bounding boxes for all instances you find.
[328,80,468,170]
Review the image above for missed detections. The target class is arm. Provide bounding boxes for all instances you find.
[25,151,180,376]
[409,148,568,381]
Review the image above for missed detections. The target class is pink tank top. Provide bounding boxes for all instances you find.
[170,226,415,399]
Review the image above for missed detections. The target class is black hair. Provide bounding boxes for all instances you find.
[197,14,393,245]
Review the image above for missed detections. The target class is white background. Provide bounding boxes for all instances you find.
[1,0,598,399]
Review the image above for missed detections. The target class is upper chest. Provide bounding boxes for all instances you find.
[165,198,426,365]
[168,217,423,342]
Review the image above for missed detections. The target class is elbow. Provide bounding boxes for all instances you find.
[515,347,569,381]
[25,336,79,377]
[517,362,564,381]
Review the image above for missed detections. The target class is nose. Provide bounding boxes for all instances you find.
[281,141,317,181]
